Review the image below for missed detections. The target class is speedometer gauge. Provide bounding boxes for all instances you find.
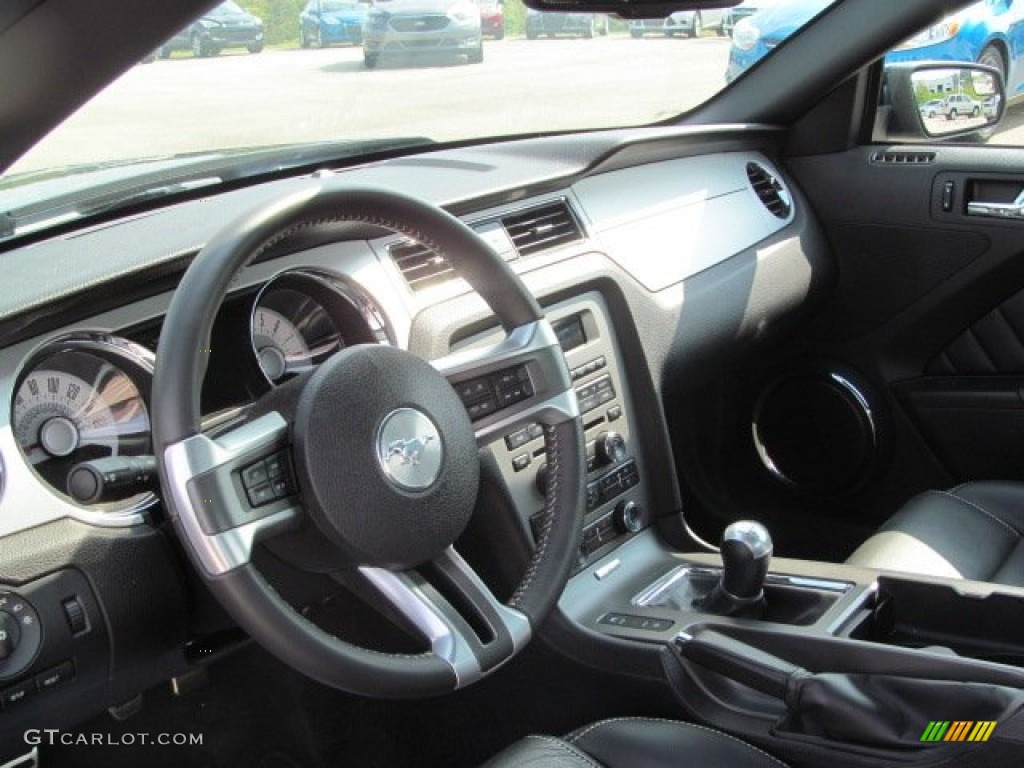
[13,370,119,463]
[10,338,153,507]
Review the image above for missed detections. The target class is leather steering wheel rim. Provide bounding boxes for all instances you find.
[151,182,585,697]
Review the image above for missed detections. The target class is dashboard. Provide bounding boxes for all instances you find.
[0,126,829,752]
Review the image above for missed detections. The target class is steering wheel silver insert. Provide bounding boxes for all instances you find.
[376,407,443,492]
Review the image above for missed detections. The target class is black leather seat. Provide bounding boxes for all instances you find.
[482,717,788,768]
[846,481,1024,586]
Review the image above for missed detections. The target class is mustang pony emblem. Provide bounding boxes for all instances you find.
[386,435,436,467]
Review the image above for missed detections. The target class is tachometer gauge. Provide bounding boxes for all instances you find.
[252,306,314,382]
[10,338,153,507]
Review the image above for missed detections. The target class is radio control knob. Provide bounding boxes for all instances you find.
[615,500,644,534]
[596,431,627,466]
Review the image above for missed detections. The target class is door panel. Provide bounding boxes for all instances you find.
[673,144,1024,558]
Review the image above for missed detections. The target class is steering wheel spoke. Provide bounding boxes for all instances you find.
[357,547,530,688]
[432,319,580,446]
[163,411,302,576]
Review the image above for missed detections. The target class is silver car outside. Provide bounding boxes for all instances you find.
[363,0,482,67]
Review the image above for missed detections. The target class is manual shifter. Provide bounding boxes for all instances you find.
[694,520,773,619]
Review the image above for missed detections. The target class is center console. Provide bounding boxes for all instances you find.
[488,292,655,574]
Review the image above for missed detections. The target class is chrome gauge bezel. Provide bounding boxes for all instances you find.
[9,332,159,521]
[250,269,395,386]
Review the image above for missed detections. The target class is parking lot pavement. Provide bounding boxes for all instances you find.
[10,36,1024,176]
[11,38,732,174]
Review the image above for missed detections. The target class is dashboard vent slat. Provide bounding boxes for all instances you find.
[746,162,792,219]
[390,240,454,292]
[501,200,583,257]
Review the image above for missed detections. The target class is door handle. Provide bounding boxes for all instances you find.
[967,189,1024,219]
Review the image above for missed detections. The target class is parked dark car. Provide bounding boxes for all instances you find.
[159,1,264,58]
[525,9,608,38]
[300,0,368,47]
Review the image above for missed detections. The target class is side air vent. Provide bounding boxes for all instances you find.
[501,200,583,257]
[870,150,936,165]
[390,240,453,292]
[746,162,792,219]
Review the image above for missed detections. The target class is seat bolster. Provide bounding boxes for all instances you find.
[481,734,605,768]
[847,483,1023,581]
[567,718,788,768]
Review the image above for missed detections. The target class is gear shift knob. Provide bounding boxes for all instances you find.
[693,520,772,618]
[720,521,773,600]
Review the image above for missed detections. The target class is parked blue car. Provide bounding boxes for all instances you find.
[727,0,1024,105]
[300,0,367,48]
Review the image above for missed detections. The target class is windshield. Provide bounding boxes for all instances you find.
[0,0,840,236]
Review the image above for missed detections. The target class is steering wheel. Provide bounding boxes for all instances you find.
[151,184,585,698]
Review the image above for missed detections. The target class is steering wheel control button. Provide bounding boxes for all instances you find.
[377,408,444,492]
[265,453,286,479]
[36,661,75,692]
[512,453,531,472]
[246,482,276,507]
[241,460,270,488]
[455,364,533,421]
[0,592,42,680]
[239,452,295,508]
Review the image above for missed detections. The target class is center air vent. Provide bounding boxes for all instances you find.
[501,200,583,257]
[746,162,792,219]
[391,199,584,292]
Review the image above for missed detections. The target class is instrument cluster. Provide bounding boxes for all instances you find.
[8,269,392,508]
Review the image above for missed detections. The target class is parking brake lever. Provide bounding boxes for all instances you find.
[673,628,808,700]
[967,188,1024,220]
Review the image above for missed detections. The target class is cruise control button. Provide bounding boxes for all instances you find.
[271,477,294,499]
[265,452,286,479]
[246,482,276,507]
[241,461,269,489]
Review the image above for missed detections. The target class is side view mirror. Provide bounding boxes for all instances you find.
[885,61,1005,141]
